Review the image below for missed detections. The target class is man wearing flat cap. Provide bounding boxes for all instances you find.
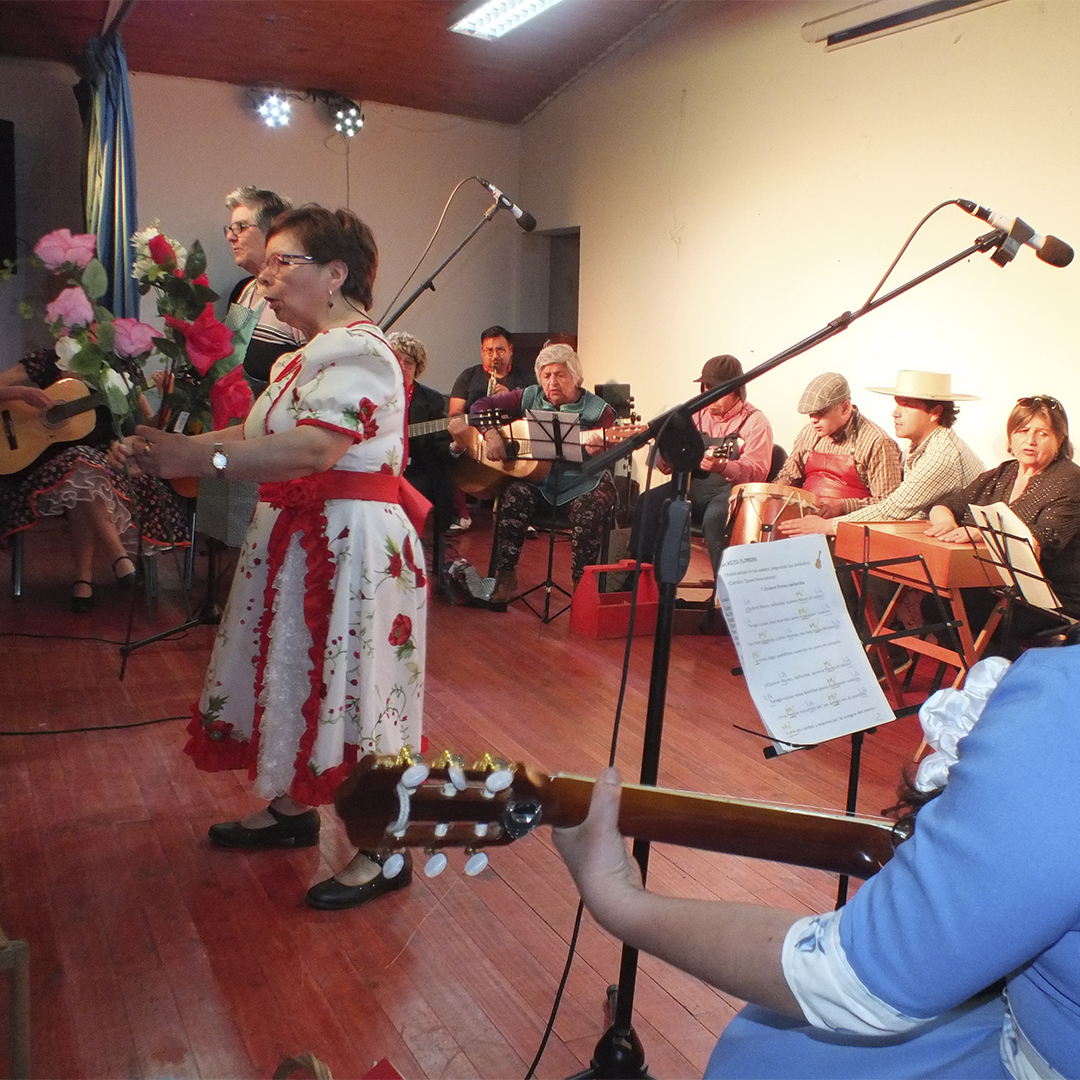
[780,370,984,537]
[774,371,902,519]
[632,354,773,575]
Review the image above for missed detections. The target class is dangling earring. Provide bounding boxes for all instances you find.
[328,290,335,309]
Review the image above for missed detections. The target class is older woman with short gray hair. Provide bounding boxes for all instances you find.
[449,342,619,604]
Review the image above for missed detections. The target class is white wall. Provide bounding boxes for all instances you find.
[520,0,1080,469]
[1,61,532,393]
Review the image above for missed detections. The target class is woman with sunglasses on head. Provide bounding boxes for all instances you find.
[926,395,1080,634]
[117,205,427,910]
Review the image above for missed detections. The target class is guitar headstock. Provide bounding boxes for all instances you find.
[468,408,512,431]
[705,434,742,461]
[334,749,552,876]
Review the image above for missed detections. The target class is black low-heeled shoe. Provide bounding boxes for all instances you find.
[208,805,321,849]
[305,851,413,910]
[71,580,95,614]
[112,555,137,589]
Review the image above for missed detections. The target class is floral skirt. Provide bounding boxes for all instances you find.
[185,496,427,806]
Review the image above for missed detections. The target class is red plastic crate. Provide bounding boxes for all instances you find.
[570,560,659,638]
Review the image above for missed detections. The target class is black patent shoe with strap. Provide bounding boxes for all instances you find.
[208,805,321,849]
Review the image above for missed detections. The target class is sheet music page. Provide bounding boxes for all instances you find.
[522,409,584,462]
[716,535,895,751]
[969,502,1060,609]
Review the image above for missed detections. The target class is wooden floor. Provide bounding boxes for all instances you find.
[0,510,928,1080]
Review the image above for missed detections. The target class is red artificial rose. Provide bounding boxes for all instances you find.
[148,232,177,268]
[164,303,235,375]
[388,614,412,646]
[210,363,255,429]
[192,273,209,287]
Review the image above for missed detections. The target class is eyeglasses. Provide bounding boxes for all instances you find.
[264,252,316,271]
[1017,395,1063,412]
[223,222,258,239]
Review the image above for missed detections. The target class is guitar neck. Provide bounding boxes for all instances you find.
[407,416,453,438]
[334,756,898,881]
[544,775,897,880]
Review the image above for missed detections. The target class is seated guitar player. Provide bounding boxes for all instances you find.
[630,354,773,577]
[0,349,189,613]
[448,343,619,605]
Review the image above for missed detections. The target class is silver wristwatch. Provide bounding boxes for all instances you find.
[211,442,228,473]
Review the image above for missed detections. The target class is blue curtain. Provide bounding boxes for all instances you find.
[79,33,138,317]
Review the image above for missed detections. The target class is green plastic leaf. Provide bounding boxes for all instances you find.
[185,240,207,281]
[81,258,109,301]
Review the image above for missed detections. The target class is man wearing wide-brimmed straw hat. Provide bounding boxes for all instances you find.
[779,370,984,537]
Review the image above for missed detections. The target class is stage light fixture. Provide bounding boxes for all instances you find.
[256,91,291,128]
[448,0,567,40]
[308,90,365,138]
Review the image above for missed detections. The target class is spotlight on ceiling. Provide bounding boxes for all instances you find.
[256,91,291,128]
[310,90,365,138]
[448,0,568,41]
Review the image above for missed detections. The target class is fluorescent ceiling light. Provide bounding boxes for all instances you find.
[449,0,568,41]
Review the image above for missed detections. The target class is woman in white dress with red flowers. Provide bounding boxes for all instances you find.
[119,206,426,910]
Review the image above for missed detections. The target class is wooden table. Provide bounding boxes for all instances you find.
[834,521,1006,704]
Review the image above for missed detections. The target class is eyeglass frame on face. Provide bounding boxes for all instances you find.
[263,252,317,272]
[223,221,260,240]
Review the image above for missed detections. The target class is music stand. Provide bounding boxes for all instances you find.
[966,506,1076,647]
[508,409,584,623]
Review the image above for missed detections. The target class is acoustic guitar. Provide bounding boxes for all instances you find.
[0,378,103,475]
[334,751,898,881]
[704,433,743,461]
[452,416,647,500]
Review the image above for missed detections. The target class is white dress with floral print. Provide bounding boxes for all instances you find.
[184,321,426,806]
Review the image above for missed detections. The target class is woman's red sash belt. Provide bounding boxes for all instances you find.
[259,471,431,532]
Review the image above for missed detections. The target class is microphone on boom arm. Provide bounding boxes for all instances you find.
[477,177,537,232]
[957,198,1074,268]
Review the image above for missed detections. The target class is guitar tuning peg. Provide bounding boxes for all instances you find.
[400,762,430,790]
[432,750,469,792]
[463,849,489,876]
[484,769,513,795]
[381,852,408,880]
[424,850,448,878]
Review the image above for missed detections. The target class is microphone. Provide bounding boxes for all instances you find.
[957,198,1073,267]
[477,178,537,232]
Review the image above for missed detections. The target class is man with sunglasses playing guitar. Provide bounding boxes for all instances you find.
[631,354,774,581]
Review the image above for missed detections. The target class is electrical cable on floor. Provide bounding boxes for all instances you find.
[0,715,187,736]
[0,630,194,646]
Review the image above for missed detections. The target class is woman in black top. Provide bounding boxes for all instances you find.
[927,395,1080,618]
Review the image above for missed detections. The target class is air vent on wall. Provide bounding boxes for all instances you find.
[802,0,1006,50]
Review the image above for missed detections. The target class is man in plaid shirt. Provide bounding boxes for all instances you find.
[780,370,982,538]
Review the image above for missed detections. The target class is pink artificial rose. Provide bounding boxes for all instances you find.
[34,228,97,270]
[45,286,94,330]
[163,304,235,375]
[147,232,176,268]
[111,317,158,358]
[209,363,255,429]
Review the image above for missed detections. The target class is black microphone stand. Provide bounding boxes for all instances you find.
[380,198,506,332]
[568,226,1007,1080]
